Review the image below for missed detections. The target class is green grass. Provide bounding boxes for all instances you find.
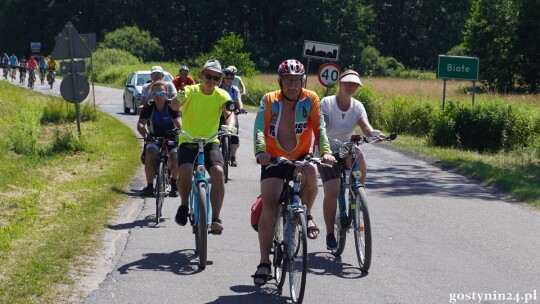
[0,82,140,303]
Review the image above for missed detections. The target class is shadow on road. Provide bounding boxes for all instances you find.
[307,252,367,279]
[107,214,156,230]
[117,249,211,275]
[368,164,510,202]
[206,284,289,304]
[112,186,145,198]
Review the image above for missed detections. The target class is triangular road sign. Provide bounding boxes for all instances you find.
[51,22,92,60]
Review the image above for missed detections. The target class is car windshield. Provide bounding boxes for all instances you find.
[136,73,173,86]
[137,74,151,86]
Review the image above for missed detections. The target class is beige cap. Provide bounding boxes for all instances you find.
[150,66,164,74]
[339,69,362,86]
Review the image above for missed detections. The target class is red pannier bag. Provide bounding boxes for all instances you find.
[251,194,263,231]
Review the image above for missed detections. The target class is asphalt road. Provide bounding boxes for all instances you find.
[21,79,540,303]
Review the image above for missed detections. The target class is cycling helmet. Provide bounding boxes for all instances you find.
[227,65,238,73]
[179,65,189,72]
[278,59,305,76]
[222,68,234,76]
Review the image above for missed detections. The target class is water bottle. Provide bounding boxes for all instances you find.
[344,169,351,186]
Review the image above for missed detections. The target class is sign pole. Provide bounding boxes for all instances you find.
[472,81,476,107]
[91,53,96,109]
[305,58,311,88]
[442,79,447,110]
[66,23,81,134]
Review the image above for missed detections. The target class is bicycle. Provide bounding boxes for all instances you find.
[10,66,16,82]
[269,155,328,304]
[39,68,45,85]
[220,108,246,183]
[176,126,236,269]
[19,67,26,84]
[47,70,55,89]
[329,133,396,271]
[151,136,176,225]
[28,68,36,89]
[2,65,7,80]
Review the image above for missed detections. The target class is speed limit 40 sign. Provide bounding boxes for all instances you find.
[317,63,341,87]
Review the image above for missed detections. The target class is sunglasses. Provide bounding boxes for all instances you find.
[203,73,221,81]
[225,77,234,80]
[152,91,166,96]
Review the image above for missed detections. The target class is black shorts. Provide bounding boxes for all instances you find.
[178,142,223,171]
[260,154,308,181]
[319,154,345,182]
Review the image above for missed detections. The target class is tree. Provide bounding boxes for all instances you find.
[515,0,540,92]
[99,25,164,61]
[464,0,519,92]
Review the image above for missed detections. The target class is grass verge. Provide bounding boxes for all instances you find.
[0,83,140,303]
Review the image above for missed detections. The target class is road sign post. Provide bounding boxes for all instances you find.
[437,55,480,108]
[51,22,92,134]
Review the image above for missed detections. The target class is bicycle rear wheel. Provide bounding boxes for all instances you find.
[195,182,208,268]
[352,187,372,271]
[221,136,229,183]
[272,206,286,288]
[288,211,307,304]
[155,161,166,225]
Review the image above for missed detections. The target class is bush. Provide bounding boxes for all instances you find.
[357,46,405,77]
[86,48,141,81]
[195,32,257,77]
[99,26,164,61]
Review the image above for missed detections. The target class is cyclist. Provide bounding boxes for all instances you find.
[218,68,245,167]
[27,56,38,85]
[227,65,247,96]
[9,54,18,80]
[137,80,182,197]
[138,66,177,115]
[318,69,385,250]
[46,57,57,85]
[172,65,196,91]
[38,56,47,83]
[170,59,236,234]
[18,56,27,84]
[2,53,9,79]
[251,59,335,285]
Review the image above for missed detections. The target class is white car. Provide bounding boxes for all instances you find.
[123,70,173,114]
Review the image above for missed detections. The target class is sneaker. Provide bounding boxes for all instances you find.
[169,180,178,197]
[140,185,154,197]
[230,156,237,167]
[326,233,338,250]
[175,205,189,226]
[210,218,224,234]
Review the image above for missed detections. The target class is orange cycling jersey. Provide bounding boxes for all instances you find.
[253,88,331,159]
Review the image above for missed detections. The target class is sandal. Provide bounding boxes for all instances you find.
[252,262,272,286]
[306,215,320,239]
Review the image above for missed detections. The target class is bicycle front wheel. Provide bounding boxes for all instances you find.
[155,161,166,225]
[288,212,307,304]
[352,187,372,271]
[332,210,348,256]
[195,182,208,268]
[273,207,286,288]
[221,136,229,183]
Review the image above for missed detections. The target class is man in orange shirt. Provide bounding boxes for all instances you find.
[251,59,335,285]
[172,65,196,91]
